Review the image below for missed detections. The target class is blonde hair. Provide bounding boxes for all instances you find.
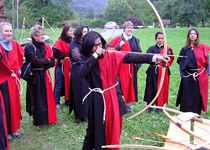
[0,22,12,33]
[30,24,45,38]
[123,21,133,30]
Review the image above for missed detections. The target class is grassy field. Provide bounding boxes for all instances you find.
[9,28,210,150]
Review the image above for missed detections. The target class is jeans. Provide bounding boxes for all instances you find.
[54,67,64,105]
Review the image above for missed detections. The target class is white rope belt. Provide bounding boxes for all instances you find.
[11,70,23,95]
[183,68,205,81]
[154,65,162,74]
[61,57,71,76]
[46,70,52,83]
[82,82,118,124]
[129,64,132,78]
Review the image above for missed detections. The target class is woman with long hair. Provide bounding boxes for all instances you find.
[53,24,73,109]
[144,32,174,113]
[69,24,89,123]
[176,28,210,114]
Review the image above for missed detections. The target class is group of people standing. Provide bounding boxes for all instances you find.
[0,19,209,150]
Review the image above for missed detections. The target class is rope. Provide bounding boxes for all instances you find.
[82,82,118,124]
[183,68,205,81]
[46,70,52,83]
[61,57,71,76]
[129,64,132,78]
[11,70,23,95]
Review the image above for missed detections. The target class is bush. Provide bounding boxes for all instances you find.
[80,19,106,28]
[125,16,143,28]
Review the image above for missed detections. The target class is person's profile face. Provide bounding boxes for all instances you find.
[91,37,102,53]
[82,27,88,38]
[66,27,73,37]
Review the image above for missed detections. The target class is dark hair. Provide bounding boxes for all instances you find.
[155,32,163,40]
[185,28,200,47]
[59,24,73,40]
[80,31,106,56]
[74,24,89,42]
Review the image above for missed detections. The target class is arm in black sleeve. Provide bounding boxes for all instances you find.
[123,54,153,64]
[26,54,50,68]
[78,56,98,77]
[71,47,81,61]
[52,48,65,61]
[44,57,55,70]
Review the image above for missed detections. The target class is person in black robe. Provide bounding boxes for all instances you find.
[69,24,89,124]
[108,21,142,112]
[78,31,169,150]
[144,32,174,113]
[176,28,210,114]
[0,91,9,150]
[25,25,57,131]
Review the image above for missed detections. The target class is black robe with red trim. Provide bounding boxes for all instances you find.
[69,40,89,119]
[53,39,71,101]
[144,45,174,106]
[79,51,153,150]
[0,40,24,133]
[176,43,210,114]
[108,35,141,103]
[0,91,9,150]
[25,44,57,126]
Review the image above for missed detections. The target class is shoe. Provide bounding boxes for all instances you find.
[35,126,43,131]
[8,134,13,142]
[56,104,61,109]
[156,108,162,114]
[11,132,21,138]
[146,107,152,113]
[126,102,133,112]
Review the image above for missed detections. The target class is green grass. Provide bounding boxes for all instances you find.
[10,28,210,150]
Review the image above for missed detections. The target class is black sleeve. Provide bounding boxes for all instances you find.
[71,47,81,61]
[25,45,50,67]
[43,57,55,70]
[26,54,50,67]
[123,54,153,64]
[78,55,98,78]
[52,48,65,61]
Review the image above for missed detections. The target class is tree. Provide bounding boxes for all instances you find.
[126,16,143,27]
[177,0,197,27]
[104,0,132,25]
[86,7,94,19]
[4,0,75,27]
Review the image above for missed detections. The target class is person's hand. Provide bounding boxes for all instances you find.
[156,55,170,63]
[120,41,125,48]
[60,59,64,64]
[95,47,105,57]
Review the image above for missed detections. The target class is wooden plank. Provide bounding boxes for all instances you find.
[194,119,210,149]
[164,116,191,149]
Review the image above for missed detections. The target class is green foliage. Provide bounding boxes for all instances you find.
[104,0,132,25]
[9,28,210,149]
[4,0,75,27]
[89,19,107,28]
[154,0,210,27]
[85,7,94,19]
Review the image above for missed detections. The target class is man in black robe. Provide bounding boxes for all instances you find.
[78,31,169,150]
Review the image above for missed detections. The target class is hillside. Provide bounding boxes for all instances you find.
[69,0,108,13]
